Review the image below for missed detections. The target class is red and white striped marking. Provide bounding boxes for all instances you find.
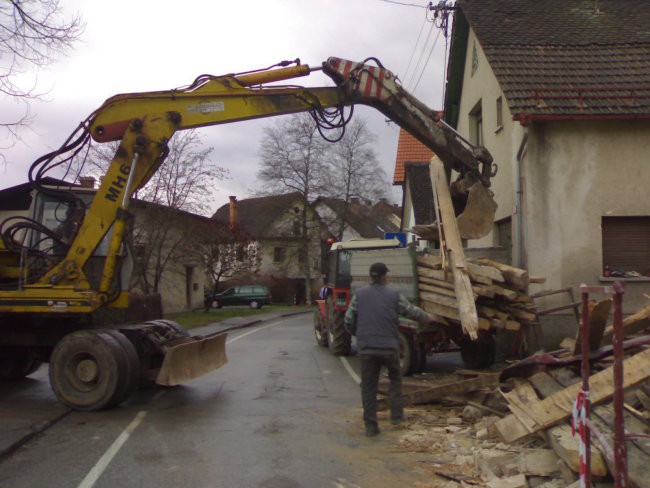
[329,58,390,101]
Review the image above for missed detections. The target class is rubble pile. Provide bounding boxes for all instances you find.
[378,302,650,487]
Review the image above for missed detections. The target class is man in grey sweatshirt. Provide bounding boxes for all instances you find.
[343,262,436,437]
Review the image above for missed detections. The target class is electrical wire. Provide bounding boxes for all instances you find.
[412,26,443,92]
[402,15,429,86]
[376,0,428,7]
[405,19,435,90]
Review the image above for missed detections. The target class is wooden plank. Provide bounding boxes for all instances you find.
[473,257,530,291]
[377,372,500,410]
[417,265,450,282]
[573,298,612,355]
[493,346,650,443]
[601,304,650,344]
[466,261,505,283]
[500,380,540,433]
[422,301,460,321]
[418,275,454,290]
[430,159,478,340]
[420,291,458,309]
[418,282,459,299]
[416,254,443,269]
[547,423,608,477]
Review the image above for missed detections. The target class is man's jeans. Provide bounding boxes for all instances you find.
[360,352,403,428]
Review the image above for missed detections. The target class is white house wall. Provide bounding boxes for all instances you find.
[525,119,650,312]
[456,30,518,250]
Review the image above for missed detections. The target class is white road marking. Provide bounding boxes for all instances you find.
[226,321,283,344]
[340,357,361,385]
[77,410,147,488]
[76,318,288,487]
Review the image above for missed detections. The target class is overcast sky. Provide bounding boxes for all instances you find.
[1,0,450,212]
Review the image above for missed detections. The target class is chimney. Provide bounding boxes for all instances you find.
[350,197,359,206]
[228,196,238,230]
[79,176,95,189]
[380,198,387,204]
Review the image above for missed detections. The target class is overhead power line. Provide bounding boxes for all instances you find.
[376,0,428,8]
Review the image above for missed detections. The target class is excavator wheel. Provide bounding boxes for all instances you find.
[49,330,133,411]
[326,297,351,356]
[104,330,141,404]
[313,310,328,347]
[0,347,43,381]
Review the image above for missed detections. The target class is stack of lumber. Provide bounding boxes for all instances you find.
[417,253,544,333]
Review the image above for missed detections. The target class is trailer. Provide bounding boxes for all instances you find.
[313,239,497,375]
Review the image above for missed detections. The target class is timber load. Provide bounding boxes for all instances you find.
[416,253,545,335]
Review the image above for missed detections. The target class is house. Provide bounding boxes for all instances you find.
[313,196,401,242]
[392,128,435,247]
[445,0,650,313]
[0,179,209,314]
[212,192,325,304]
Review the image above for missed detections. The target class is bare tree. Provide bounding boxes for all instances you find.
[257,113,329,304]
[1,0,83,139]
[70,130,230,300]
[198,220,261,310]
[323,119,389,240]
[74,130,227,216]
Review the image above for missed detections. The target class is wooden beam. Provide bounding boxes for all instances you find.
[492,346,650,443]
[430,159,478,340]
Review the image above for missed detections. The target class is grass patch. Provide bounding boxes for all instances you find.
[164,305,294,330]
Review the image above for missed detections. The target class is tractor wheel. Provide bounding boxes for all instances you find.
[398,332,417,376]
[326,297,351,356]
[49,330,132,411]
[414,342,427,374]
[313,310,328,347]
[459,334,496,369]
[0,348,43,381]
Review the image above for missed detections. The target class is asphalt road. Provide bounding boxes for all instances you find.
[0,313,435,488]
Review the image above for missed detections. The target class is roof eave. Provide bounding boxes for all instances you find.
[513,112,650,126]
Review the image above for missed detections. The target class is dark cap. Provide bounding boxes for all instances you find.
[369,262,389,277]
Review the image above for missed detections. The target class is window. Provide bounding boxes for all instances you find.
[469,100,483,146]
[496,96,503,131]
[293,220,301,236]
[274,247,285,263]
[495,217,512,250]
[471,41,479,76]
[602,217,650,276]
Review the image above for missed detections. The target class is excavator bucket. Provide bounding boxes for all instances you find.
[156,331,228,386]
[456,182,498,240]
[411,182,497,241]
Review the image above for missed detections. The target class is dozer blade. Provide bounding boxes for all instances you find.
[456,182,497,240]
[156,331,228,386]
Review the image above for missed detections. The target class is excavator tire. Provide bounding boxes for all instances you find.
[0,348,43,381]
[313,310,328,347]
[49,330,132,411]
[104,330,141,404]
[326,297,351,356]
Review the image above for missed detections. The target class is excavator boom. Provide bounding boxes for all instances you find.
[0,55,498,411]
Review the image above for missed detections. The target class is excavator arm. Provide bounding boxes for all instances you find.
[21,56,498,302]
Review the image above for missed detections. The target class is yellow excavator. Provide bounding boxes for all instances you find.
[0,56,497,410]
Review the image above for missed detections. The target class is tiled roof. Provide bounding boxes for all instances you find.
[314,196,400,238]
[455,0,650,120]
[393,129,434,184]
[213,192,304,238]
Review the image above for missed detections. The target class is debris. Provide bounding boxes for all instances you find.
[492,347,650,443]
